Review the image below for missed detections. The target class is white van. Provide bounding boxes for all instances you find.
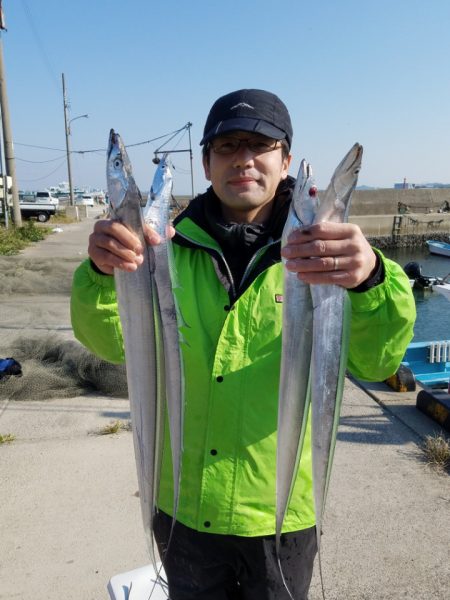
[36,190,59,207]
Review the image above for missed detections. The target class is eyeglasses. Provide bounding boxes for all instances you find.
[210,136,283,155]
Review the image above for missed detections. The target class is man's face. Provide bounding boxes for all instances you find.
[203,131,292,223]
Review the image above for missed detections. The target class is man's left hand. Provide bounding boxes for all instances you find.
[281,222,377,289]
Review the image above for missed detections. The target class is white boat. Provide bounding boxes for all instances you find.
[426,240,450,257]
[433,282,450,302]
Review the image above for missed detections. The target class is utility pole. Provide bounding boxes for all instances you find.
[62,73,75,207]
[187,122,195,199]
[0,6,22,226]
[0,124,9,228]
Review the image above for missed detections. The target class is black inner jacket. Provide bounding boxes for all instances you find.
[173,177,294,301]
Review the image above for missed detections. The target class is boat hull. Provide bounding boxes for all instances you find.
[402,340,450,387]
[426,240,450,258]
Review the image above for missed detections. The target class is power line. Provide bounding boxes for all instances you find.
[16,155,69,164]
[17,158,67,183]
[15,142,66,151]
[15,124,193,155]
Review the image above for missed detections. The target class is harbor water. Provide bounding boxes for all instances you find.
[383,247,450,343]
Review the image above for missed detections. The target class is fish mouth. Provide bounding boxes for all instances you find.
[349,143,363,172]
[343,143,363,175]
[107,129,119,160]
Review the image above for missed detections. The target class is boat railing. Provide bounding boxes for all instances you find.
[428,341,450,363]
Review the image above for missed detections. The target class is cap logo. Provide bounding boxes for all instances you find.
[230,102,254,110]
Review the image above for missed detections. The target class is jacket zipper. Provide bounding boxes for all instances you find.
[176,230,281,303]
[238,237,281,290]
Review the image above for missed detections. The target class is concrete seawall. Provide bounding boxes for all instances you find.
[350,187,450,216]
[348,188,450,244]
[349,212,450,242]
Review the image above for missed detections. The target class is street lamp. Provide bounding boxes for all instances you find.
[68,114,88,135]
[62,73,88,206]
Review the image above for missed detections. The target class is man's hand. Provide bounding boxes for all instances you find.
[281,222,377,289]
[88,219,175,275]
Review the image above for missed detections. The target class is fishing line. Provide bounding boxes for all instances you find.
[171,165,191,175]
[145,564,170,600]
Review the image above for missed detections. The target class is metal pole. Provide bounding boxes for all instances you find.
[62,73,75,207]
[187,122,194,199]
[0,33,21,226]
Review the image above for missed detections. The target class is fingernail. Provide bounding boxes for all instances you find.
[148,232,161,245]
[121,262,137,272]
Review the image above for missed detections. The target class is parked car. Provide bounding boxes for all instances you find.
[19,200,56,222]
[36,190,59,207]
[75,194,95,207]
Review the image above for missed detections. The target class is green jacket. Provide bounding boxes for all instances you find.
[71,186,415,537]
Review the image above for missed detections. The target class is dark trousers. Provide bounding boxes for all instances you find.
[154,511,317,600]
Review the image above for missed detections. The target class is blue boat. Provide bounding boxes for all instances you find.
[426,240,450,258]
[402,341,450,387]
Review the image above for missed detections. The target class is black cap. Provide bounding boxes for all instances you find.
[200,89,293,149]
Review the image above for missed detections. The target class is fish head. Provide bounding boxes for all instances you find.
[317,143,363,223]
[331,142,363,198]
[282,160,318,248]
[291,159,318,227]
[106,129,136,214]
[143,153,174,236]
[149,153,173,201]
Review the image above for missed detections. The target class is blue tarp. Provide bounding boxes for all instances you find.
[0,358,22,380]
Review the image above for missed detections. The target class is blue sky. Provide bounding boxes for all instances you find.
[3,0,450,195]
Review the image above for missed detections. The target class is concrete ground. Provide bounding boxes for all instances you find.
[0,213,449,599]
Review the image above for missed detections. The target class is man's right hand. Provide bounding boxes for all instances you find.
[88,219,175,275]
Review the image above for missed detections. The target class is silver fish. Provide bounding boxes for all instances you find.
[145,155,185,538]
[106,130,164,577]
[310,143,363,554]
[276,144,363,597]
[276,160,317,562]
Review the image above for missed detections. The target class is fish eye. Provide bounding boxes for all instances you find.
[114,158,122,168]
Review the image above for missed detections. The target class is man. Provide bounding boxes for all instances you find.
[71,89,415,599]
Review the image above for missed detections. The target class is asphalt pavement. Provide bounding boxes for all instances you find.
[0,212,449,600]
